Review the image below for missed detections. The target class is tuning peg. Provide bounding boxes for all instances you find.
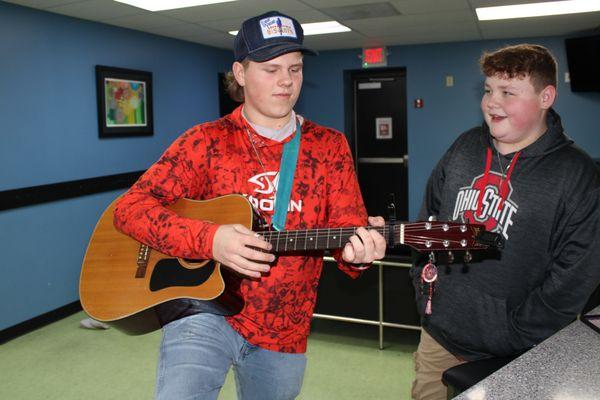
[428,251,436,264]
[447,251,454,264]
[463,250,472,263]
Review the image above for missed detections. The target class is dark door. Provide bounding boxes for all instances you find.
[314,68,418,334]
[347,68,408,255]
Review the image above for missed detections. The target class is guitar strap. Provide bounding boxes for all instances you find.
[272,119,301,231]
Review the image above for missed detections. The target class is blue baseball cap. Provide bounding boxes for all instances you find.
[234,11,318,62]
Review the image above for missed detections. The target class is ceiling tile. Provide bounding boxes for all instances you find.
[390,0,471,15]
[378,22,482,46]
[282,9,340,23]
[144,22,220,37]
[181,32,236,50]
[46,0,142,21]
[302,0,381,8]
[321,2,401,21]
[103,12,185,30]
[303,31,367,50]
[344,10,474,36]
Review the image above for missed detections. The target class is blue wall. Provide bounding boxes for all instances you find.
[299,38,600,220]
[0,2,232,330]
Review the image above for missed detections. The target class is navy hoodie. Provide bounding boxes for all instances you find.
[413,109,600,360]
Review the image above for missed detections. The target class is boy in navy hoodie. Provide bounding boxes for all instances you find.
[411,44,600,400]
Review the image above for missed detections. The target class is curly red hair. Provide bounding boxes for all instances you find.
[480,44,557,92]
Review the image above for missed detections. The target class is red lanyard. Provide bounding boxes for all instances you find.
[477,147,521,217]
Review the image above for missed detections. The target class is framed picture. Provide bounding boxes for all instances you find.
[95,65,153,138]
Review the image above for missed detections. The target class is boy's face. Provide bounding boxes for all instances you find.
[233,51,303,128]
[481,74,554,151]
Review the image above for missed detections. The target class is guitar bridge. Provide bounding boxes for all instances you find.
[135,244,151,278]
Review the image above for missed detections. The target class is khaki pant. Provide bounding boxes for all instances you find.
[411,329,465,400]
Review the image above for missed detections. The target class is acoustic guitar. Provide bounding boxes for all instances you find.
[79,194,503,335]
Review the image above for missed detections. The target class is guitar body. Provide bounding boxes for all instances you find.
[79,194,252,335]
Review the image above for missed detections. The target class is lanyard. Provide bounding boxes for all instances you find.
[477,147,521,217]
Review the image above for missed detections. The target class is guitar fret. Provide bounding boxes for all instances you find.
[304,229,308,250]
[294,230,299,251]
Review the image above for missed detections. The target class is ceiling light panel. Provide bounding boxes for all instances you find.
[114,0,236,12]
[476,0,600,21]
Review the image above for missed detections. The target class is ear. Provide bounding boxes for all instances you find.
[232,61,246,87]
[540,85,556,109]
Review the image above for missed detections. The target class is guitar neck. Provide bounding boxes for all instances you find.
[258,220,495,253]
[259,225,401,253]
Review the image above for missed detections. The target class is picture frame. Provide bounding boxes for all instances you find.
[95,65,154,138]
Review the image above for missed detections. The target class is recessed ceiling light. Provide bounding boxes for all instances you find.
[301,21,352,35]
[476,0,600,21]
[114,0,236,12]
[229,21,351,36]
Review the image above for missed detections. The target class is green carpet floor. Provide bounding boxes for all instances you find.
[0,312,419,399]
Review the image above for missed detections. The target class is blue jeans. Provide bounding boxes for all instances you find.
[155,313,307,400]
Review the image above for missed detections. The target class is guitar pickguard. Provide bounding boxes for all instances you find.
[149,259,216,291]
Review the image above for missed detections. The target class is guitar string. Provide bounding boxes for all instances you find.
[258,227,470,237]
[260,233,468,244]
[258,231,472,241]
[262,235,471,243]
[257,225,474,237]
[257,226,475,242]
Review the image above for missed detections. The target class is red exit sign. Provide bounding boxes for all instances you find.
[362,47,387,68]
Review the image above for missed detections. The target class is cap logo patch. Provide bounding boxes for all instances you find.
[260,16,297,39]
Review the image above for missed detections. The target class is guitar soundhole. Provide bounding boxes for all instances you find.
[150,259,216,292]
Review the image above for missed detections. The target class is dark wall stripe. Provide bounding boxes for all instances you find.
[0,301,82,344]
[0,171,144,211]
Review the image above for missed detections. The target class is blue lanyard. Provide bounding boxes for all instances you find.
[272,119,301,231]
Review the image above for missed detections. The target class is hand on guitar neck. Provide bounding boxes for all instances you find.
[341,216,386,265]
[212,216,387,278]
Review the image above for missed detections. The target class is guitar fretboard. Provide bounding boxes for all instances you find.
[258,225,401,253]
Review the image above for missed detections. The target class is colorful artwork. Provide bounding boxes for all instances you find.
[104,78,147,127]
[96,65,153,137]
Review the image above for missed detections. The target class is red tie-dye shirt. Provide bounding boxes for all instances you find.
[114,105,368,353]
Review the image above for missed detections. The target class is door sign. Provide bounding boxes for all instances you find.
[375,117,393,140]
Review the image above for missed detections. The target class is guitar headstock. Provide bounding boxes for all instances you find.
[402,221,504,252]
